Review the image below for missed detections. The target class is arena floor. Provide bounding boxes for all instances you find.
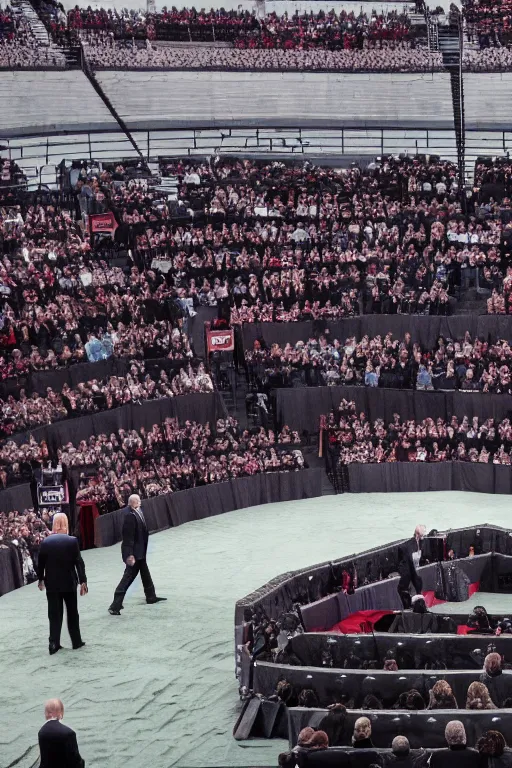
[2,491,512,768]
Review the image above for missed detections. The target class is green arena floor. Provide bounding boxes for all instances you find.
[2,491,512,768]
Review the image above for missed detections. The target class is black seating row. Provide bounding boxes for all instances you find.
[254,661,512,709]
[286,632,512,670]
[287,707,512,748]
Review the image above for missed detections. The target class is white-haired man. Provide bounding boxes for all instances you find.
[37,512,88,655]
[108,493,166,615]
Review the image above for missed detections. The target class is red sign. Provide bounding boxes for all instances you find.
[89,212,118,235]
[207,329,234,354]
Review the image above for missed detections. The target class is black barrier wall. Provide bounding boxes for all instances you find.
[276,386,512,434]
[239,315,512,353]
[95,468,324,547]
[9,391,226,451]
[346,462,512,494]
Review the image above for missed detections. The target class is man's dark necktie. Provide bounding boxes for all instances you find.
[135,508,146,528]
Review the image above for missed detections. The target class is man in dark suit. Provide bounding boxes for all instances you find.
[108,494,166,615]
[38,698,84,768]
[37,512,88,655]
[397,524,426,608]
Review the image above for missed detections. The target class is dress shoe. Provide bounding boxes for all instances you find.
[146,596,167,604]
[49,643,62,655]
[108,608,121,615]
[73,641,86,649]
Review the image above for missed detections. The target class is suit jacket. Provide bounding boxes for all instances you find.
[37,534,87,593]
[121,507,148,563]
[397,537,422,581]
[38,719,85,768]
[430,746,481,768]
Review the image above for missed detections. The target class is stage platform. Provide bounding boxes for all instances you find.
[3,490,512,768]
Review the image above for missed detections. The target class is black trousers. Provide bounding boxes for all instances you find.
[397,567,423,609]
[111,558,156,610]
[47,591,82,648]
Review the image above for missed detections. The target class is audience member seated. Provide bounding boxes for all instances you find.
[476,730,512,768]
[427,680,458,710]
[352,717,375,749]
[430,720,481,768]
[466,681,497,709]
[280,727,332,768]
[393,689,426,710]
[467,605,496,633]
[318,704,348,747]
[390,735,427,768]
[481,652,508,706]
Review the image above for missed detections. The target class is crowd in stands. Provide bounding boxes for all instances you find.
[0,361,213,438]
[0,3,445,73]
[463,0,512,49]
[461,0,512,70]
[0,190,197,375]
[0,507,50,582]
[6,0,512,73]
[126,155,507,323]
[84,39,442,72]
[0,153,510,525]
[67,7,417,48]
[70,417,305,510]
[0,3,65,67]
[324,398,512,464]
[246,332,512,393]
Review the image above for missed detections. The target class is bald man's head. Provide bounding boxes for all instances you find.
[52,513,69,535]
[44,699,64,720]
[392,736,410,756]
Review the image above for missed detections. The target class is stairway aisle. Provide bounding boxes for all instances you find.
[12,0,50,45]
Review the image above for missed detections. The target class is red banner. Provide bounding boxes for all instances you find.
[89,212,118,235]
[206,329,234,354]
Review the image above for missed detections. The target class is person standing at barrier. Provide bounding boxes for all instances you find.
[37,512,88,655]
[108,493,166,615]
[397,524,426,609]
[38,698,84,768]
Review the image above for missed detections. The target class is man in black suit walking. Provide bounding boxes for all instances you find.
[108,493,166,615]
[38,698,84,768]
[37,513,88,655]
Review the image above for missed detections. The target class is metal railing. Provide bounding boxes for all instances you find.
[1,125,511,175]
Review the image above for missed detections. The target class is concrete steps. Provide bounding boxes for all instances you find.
[12,0,50,45]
